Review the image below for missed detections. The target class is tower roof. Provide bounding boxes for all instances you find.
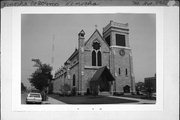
[103,20,129,34]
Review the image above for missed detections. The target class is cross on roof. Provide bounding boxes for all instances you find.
[95,24,98,29]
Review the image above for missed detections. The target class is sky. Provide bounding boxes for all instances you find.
[21,14,156,88]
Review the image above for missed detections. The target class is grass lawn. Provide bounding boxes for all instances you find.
[48,94,139,104]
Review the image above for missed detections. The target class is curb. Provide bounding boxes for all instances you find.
[42,101,50,104]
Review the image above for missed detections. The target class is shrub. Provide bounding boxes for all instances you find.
[71,87,77,96]
[61,84,71,96]
[114,92,124,96]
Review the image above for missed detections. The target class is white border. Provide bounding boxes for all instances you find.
[11,7,164,111]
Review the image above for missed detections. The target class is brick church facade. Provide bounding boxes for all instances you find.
[53,21,135,95]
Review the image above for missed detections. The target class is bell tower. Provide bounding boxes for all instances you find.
[103,21,135,94]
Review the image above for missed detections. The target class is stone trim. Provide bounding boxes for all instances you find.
[103,51,110,53]
[110,45,131,50]
[103,21,128,33]
[84,49,91,52]
[69,61,79,69]
[103,29,129,37]
[84,65,102,70]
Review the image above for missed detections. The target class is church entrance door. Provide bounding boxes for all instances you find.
[99,78,110,92]
[123,85,130,93]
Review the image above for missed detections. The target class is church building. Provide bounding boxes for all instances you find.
[53,21,135,95]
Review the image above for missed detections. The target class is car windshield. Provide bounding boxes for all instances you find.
[29,93,41,98]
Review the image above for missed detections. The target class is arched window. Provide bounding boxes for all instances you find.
[125,68,128,76]
[97,51,102,66]
[119,68,121,75]
[92,50,96,66]
[92,41,102,66]
[73,74,76,86]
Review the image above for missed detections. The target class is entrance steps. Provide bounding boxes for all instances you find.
[99,92,111,96]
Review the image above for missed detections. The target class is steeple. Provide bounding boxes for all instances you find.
[103,20,129,47]
[78,29,85,95]
[78,29,85,51]
[78,30,85,38]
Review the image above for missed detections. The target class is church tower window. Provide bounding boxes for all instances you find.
[116,34,126,46]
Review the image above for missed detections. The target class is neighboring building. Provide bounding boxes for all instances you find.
[53,21,136,95]
[135,82,145,91]
[144,75,156,92]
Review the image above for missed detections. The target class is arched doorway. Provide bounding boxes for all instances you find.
[123,85,130,93]
[90,66,115,95]
[99,77,110,92]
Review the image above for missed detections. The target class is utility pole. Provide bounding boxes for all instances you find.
[47,34,55,94]
[51,34,55,77]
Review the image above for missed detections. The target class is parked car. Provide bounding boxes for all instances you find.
[26,92,42,104]
[139,91,147,96]
[152,92,156,98]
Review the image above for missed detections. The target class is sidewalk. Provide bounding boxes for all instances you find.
[109,96,156,104]
[42,96,65,104]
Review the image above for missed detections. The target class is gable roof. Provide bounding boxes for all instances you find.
[91,66,115,82]
[84,29,110,48]
[63,29,109,67]
[64,48,79,65]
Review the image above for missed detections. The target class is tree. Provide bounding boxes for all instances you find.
[60,84,71,96]
[29,59,52,92]
[48,82,54,94]
[21,82,26,92]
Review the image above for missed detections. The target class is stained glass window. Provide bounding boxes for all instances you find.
[97,51,102,66]
[92,42,101,50]
[92,50,96,66]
